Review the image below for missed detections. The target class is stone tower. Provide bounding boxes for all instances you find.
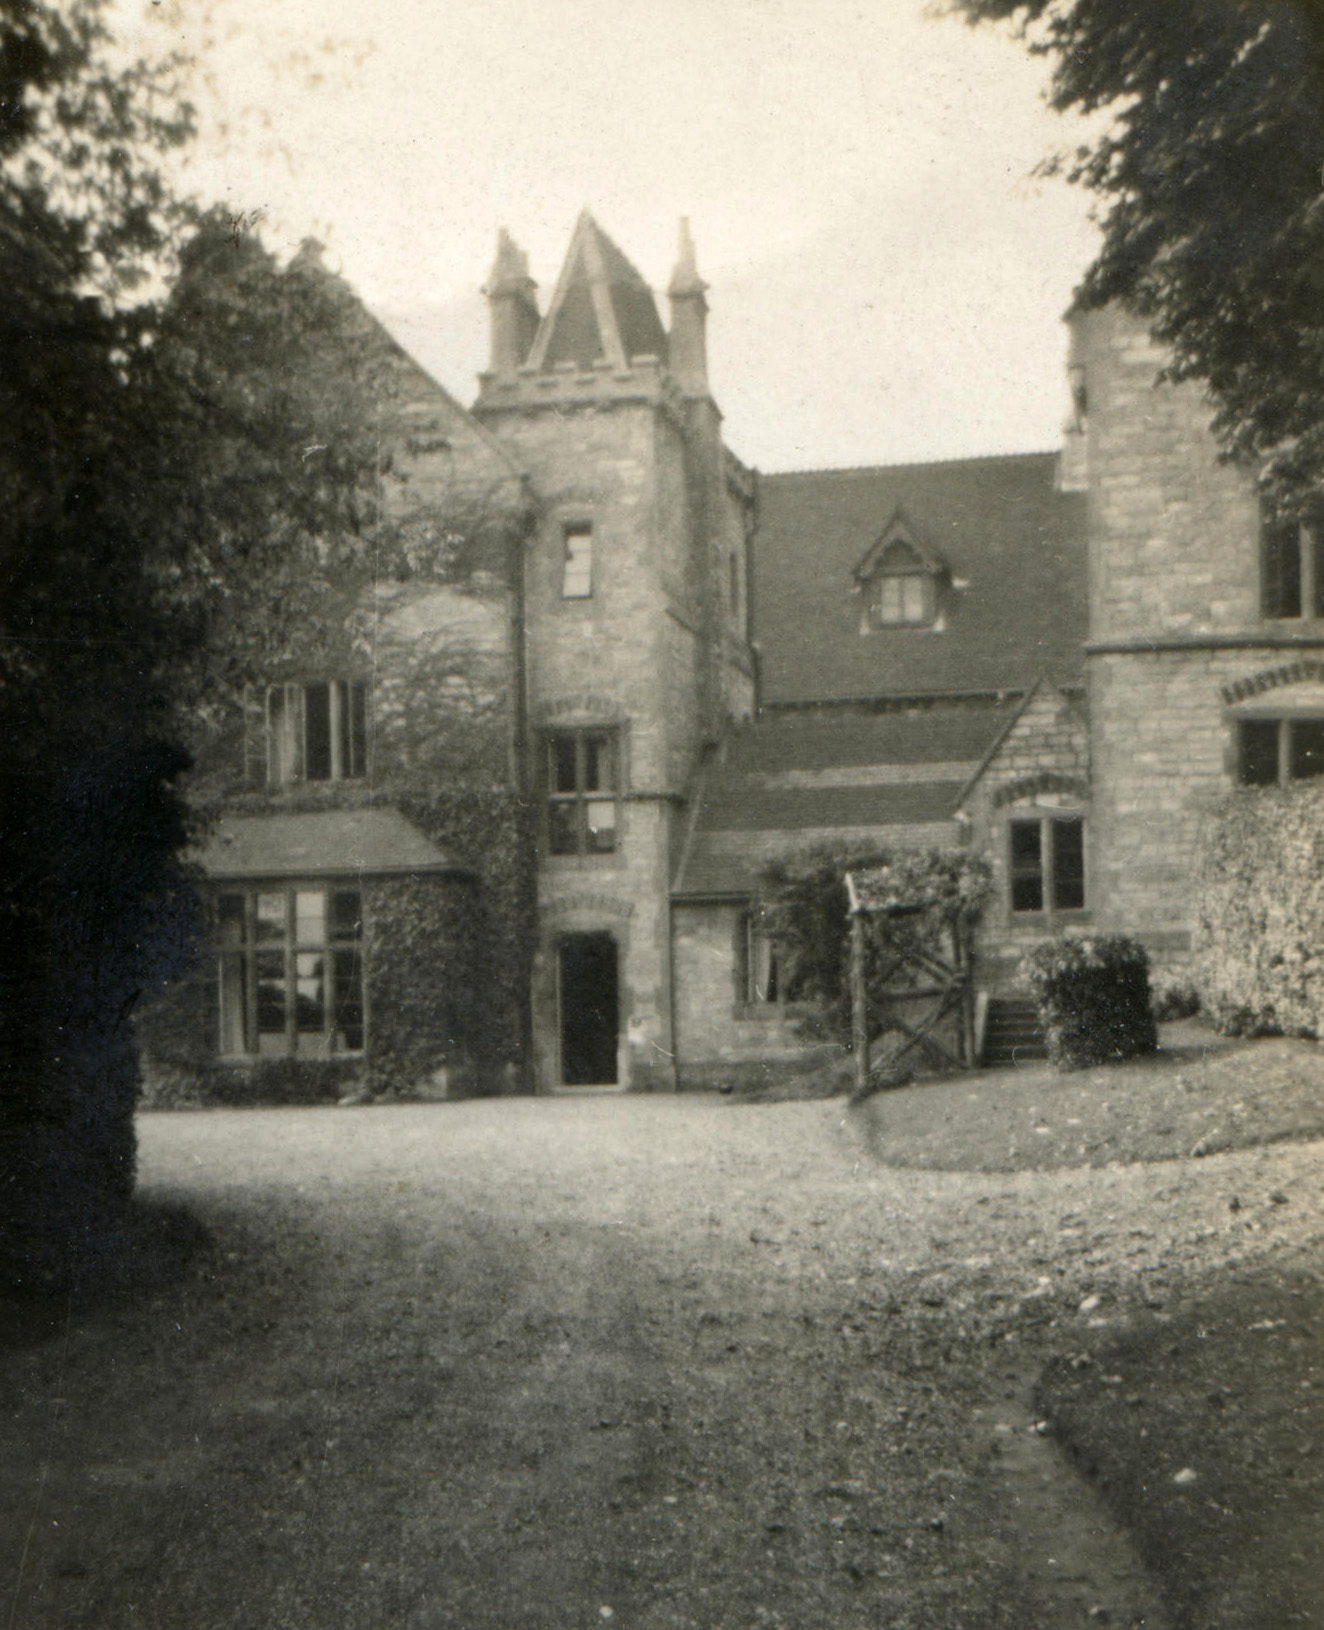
[1074,301,1324,975]
[474,213,756,1091]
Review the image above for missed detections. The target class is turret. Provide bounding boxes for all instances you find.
[485,229,540,375]
[667,217,709,395]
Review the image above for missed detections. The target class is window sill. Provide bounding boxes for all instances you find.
[217,1052,364,1065]
[1008,909,1092,929]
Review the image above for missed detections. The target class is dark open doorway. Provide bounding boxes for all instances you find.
[558,932,619,1085]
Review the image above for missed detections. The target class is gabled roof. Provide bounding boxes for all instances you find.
[754,453,1087,706]
[853,505,946,582]
[525,211,669,373]
[672,709,1010,898]
[197,809,465,881]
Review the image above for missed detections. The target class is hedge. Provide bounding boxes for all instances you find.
[1193,784,1324,1037]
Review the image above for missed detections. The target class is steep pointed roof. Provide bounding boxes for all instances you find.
[525,211,669,372]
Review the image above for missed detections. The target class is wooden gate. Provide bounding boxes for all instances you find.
[845,870,975,1096]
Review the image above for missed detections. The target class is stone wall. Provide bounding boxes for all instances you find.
[960,682,1091,986]
[670,902,828,1089]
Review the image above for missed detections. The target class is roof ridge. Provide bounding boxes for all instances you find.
[761,449,1060,480]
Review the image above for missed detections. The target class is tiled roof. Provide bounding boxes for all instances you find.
[197,809,464,881]
[672,709,1011,898]
[531,212,669,372]
[753,453,1087,705]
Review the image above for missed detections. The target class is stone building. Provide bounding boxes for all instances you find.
[151,214,1315,1097]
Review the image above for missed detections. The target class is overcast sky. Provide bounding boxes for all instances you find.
[132,0,1101,473]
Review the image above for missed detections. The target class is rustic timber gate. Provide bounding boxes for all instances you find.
[845,870,976,1095]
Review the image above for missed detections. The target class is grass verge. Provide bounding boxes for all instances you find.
[1037,1270,1324,1630]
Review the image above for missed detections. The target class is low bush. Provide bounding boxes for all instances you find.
[1021,933,1158,1069]
[1151,981,1201,1023]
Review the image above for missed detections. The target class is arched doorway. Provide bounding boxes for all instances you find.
[558,931,619,1085]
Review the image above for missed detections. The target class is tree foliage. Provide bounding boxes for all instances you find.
[0,2,406,1284]
[948,0,1324,504]
[1192,783,1324,1036]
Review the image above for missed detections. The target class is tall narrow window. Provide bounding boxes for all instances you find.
[562,524,593,599]
[1262,515,1324,620]
[217,885,364,1058]
[742,912,804,1006]
[547,729,619,854]
[265,681,368,786]
[1010,816,1087,916]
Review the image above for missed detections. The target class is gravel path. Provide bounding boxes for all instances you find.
[3,1091,1322,1629]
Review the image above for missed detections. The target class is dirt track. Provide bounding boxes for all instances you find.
[3,1091,1322,1629]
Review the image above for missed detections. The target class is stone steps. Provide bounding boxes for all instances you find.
[982,998,1048,1067]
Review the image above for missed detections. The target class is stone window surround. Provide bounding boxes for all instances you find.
[1235,714,1324,786]
[1007,807,1088,920]
[544,723,625,857]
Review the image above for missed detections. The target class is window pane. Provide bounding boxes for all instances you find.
[1052,818,1086,911]
[295,890,325,946]
[1239,719,1280,785]
[219,954,249,1054]
[900,576,927,622]
[218,894,246,949]
[877,578,901,622]
[268,685,302,785]
[1010,820,1044,913]
[331,891,362,940]
[550,735,578,793]
[345,682,368,778]
[332,949,365,1052]
[563,526,592,598]
[1291,719,1324,780]
[583,733,616,792]
[304,681,332,780]
[548,801,579,855]
[256,949,287,1041]
[295,952,326,1047]
[256,893,286,942]
[1263,518,1302,619]
[585,798,617,853]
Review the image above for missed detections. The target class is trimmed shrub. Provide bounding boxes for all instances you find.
[1193,785,1324,1037]
[1022,933,1158,1070]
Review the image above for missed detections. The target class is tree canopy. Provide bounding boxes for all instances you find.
[948,0,1324,505]
[0,1,404,1284]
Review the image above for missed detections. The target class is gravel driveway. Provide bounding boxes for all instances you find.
[3,1089,1322,1629]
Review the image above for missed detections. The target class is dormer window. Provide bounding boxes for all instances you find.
[863,541,939,630]
[854,513,947,634]
[870,565,933,627]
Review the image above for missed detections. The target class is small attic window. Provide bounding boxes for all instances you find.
[864,541,937,629]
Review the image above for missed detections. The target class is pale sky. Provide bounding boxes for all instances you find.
[128,0,1101,473]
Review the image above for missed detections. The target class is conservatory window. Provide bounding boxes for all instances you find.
[217,885,364,1058]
